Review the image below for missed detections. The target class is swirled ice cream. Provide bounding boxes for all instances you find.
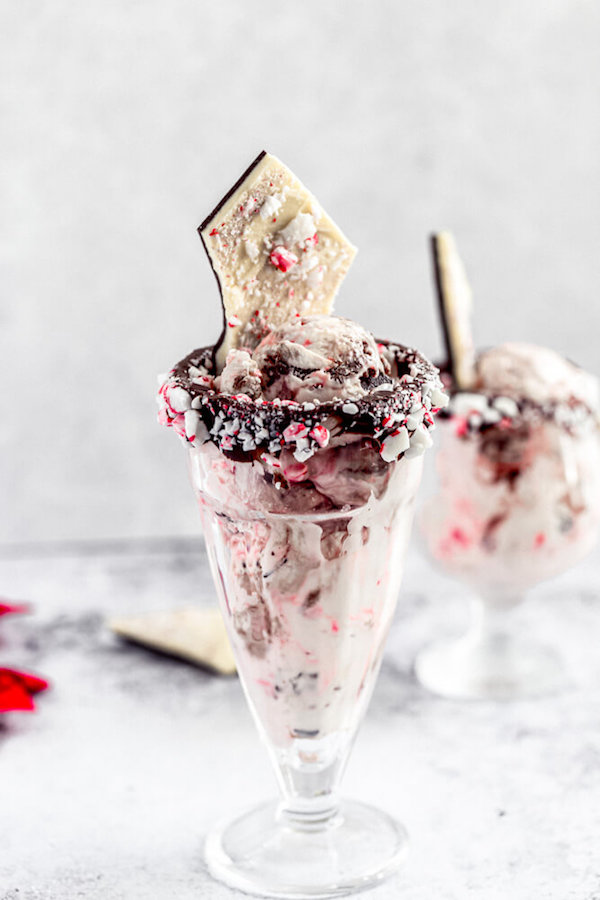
[160,314,446,470]
[158,152,445,764]
[160,323,445,755]
[159,318,445,753]
[222,315,386,403]
[476,342,599,410]
[422,342,600,590]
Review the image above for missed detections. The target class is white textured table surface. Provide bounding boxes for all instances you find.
[1,540,600,900]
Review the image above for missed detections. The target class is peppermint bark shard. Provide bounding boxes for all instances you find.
[109,608,236,675]
[199,151,357,371]
[431,231,476,390]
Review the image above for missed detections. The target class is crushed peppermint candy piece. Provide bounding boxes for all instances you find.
[244,240,260,263]
[406,408,425,431]
[381,428,410,462]
[451,392,490,417]
[410,423,434,451]
[283,422,308,442]
[493,396,520,419]
[184,409,200,440]
[279,212,318,247]
[270,247,298,273]
[430,387,449,409]
[309,425,330,447]
[260,194,283,220]
[483,407,501,424]
[446,392,523,434]
[168,386,192,413]
[293,444,314,463]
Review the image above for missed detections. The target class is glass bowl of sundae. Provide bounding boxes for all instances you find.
[158,153,446,897]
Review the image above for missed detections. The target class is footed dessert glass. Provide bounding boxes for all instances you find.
[418,408,600,700]
[189,440,423,898]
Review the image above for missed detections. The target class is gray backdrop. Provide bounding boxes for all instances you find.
[3,0,599,544]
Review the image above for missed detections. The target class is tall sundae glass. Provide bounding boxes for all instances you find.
[160,323,444,897]
[418,342,600,700]
[158,152,446,896]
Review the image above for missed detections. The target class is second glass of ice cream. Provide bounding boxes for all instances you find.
[419,341,600,699]
[417,234,600,700]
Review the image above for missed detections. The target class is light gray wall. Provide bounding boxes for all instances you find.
[3,0,599,543]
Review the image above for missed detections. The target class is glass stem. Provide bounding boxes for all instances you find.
[278,791,341,832]
[467,592,523,652]
[274,740,346,831]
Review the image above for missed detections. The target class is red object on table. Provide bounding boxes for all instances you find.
[1,600,49,713]
[0,601,30,617]
[0,668,49,713]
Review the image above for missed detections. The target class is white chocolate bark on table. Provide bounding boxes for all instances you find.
[109,607,236,675]
[199,151,357,370]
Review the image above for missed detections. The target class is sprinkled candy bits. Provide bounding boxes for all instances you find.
[159,339,446,465]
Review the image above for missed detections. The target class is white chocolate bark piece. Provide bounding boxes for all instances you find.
[109,607,236,675]
[431,231,476,390]
[199,151,357,371]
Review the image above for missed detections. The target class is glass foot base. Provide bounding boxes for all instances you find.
[415,635,566,701]
[205,799,408,899]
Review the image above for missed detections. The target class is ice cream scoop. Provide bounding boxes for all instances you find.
[217,314,387,404]
[474,342,599,410]
[250,314,387,402]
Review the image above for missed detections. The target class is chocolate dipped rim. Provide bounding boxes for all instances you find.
[158,340,446,464]
[439,388,599,436]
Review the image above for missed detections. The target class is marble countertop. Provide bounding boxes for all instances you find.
[1,539,600,900]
